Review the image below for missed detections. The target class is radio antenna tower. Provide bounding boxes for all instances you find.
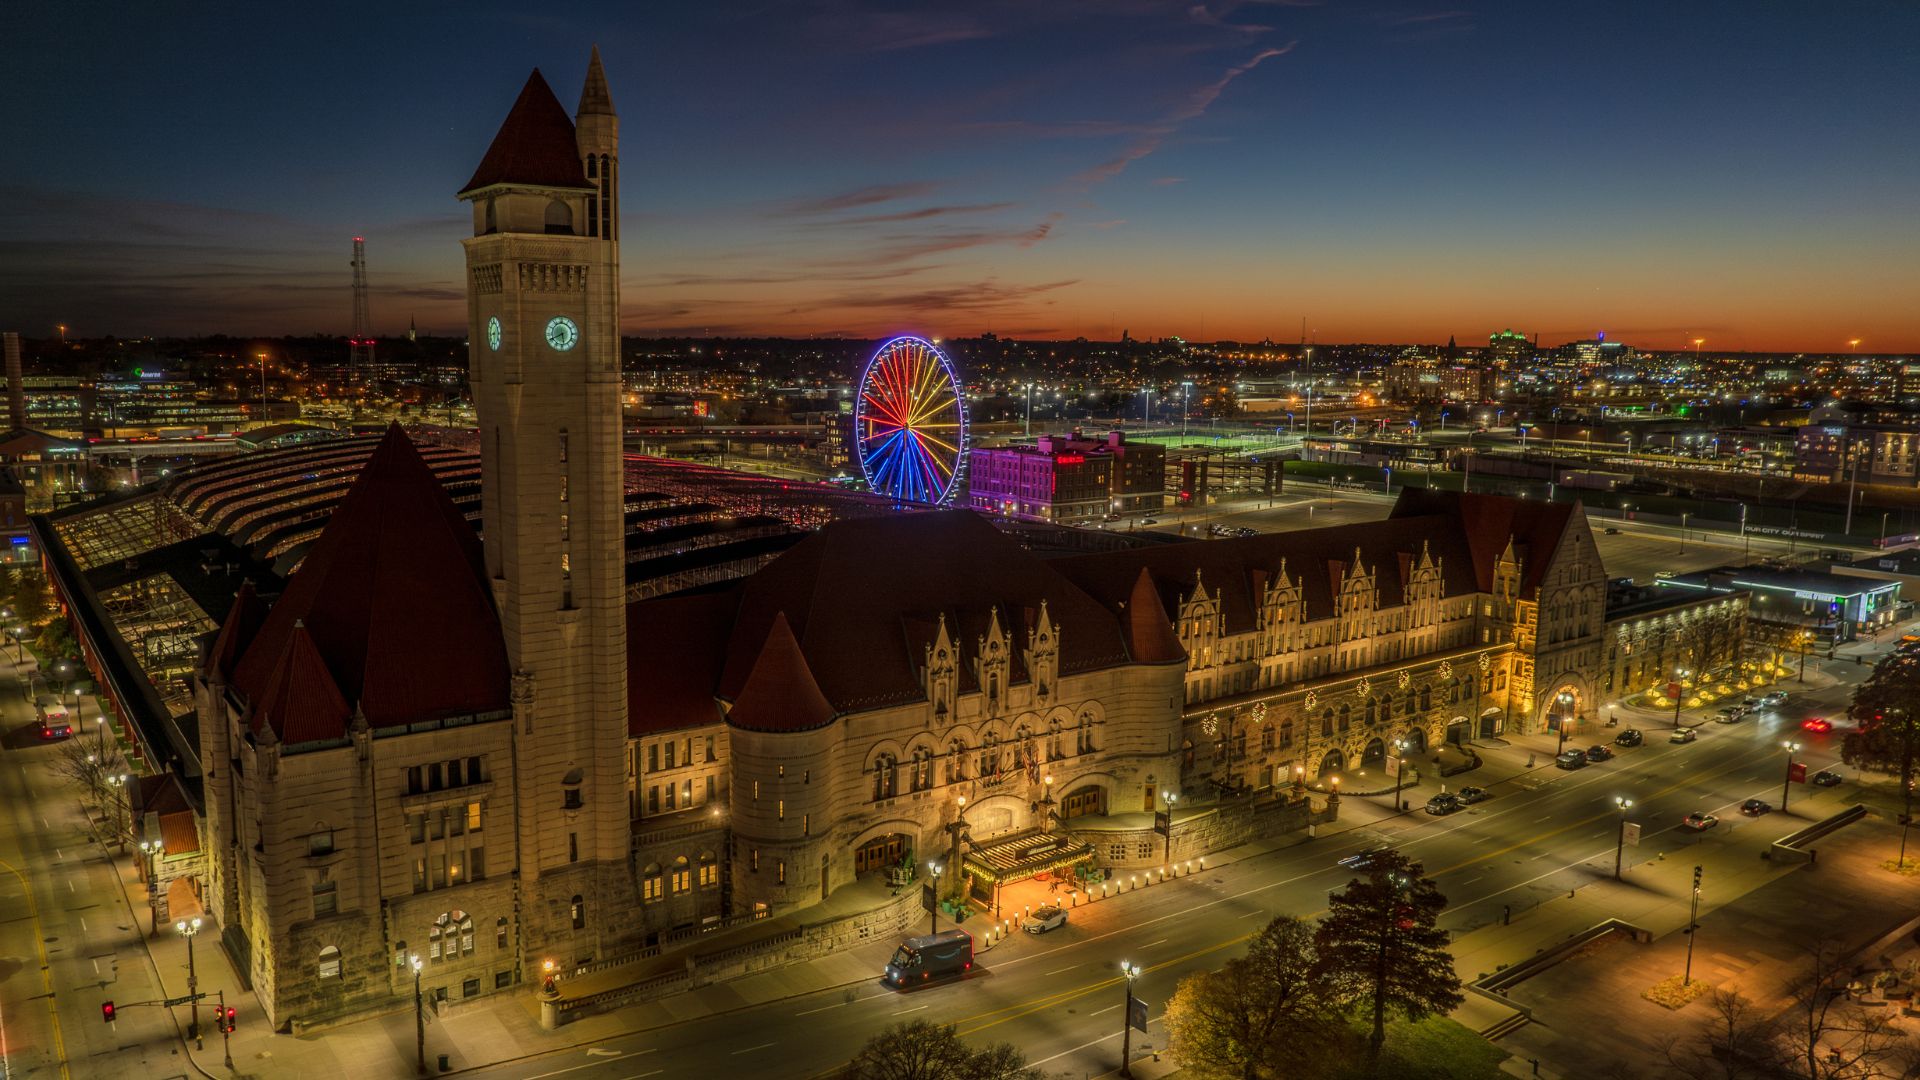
[349,236,375,383]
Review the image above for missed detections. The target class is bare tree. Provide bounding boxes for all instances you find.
[1778,939,1909,1080]
[1658,989,1783,1080]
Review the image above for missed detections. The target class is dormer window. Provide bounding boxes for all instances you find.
[544,199,574,235]
[562,767,584,810]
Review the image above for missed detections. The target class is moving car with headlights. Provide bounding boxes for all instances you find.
[1740,799,1773,816]
[1801,717,1833,734]
[1457,786,1490,804]
[1812,770,1844,787]
[1670,727,1698,744]
[1681,812,1719,831]
[1023,906,1067,934]
[883,929,973,987]
[1338,847,1392,871]
[36,699,71,740]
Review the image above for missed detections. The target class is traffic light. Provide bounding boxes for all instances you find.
[221,1006,236,1033]
[101,1001,115,1023]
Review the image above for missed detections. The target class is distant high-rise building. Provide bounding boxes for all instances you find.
[1486,328,1530,368]
[349,237,375,380]
[3,332,24,429]
[407,315,417,343]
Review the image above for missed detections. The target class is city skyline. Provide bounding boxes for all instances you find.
[3,2,1917,351]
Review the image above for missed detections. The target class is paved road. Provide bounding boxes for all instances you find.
[0,656,195,1080]
[469,661,1874,1080]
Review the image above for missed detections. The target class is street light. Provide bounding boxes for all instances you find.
[1672,668,1690,728]
[1683,866,1703,985]
[928,861,943,935]
[1781,741,1801,812]
[1389,738,1409,812]
[138,838,162,926]
[1160,790,1178,864]
[1613,796,1635,880]
[175,915,203,1047]
[1119,960,1142,1078]
[1554,691,1575,756]
[412,953,427,1075]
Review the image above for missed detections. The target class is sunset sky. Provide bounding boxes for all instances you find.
[2,1,1915,351]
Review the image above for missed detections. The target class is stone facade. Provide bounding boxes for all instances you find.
[1600,591,1751,700]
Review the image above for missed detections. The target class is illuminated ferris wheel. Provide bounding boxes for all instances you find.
[854,336,969,506]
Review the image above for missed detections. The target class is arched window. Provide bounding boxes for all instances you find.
[429,920,445,961]
[642,863,663,901]
[1419,685,1432,711]
[318,945,341,979]
[872,753,897,801]
[1048,719,1063,760]
[945,739,968,784]
[1337,705,1350,733]
[1321,709,1334,737]
[482,198,497,235]
[910,747,933,792]
[457,912,473,955]
[570,894,586,930]
[698,851,718,887]
[544,199,574,235]
[562,766,584,810]
[671,856,691,893]
[978,733,999,777]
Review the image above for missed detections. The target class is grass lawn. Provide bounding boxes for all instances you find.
[1339,1015,1510,1080]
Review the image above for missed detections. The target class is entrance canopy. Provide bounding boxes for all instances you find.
[962,829,1095,887]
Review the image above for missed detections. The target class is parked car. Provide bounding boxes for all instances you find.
[1456,786,1490,804]
[1742,697,1762,709]
[1740,799,1773,816]
[1713,709,1746,725]
[1615,728,1644,747]
[1801,717,1833,734]
[1812,770,1844,787]
[1140,518,1158,525]
[1338,847,1392,871]
[1670,727,1699,744]
[1237,527,1259,537]
[1586,745,1615,762]
[1424,793,1463,816]
[1555,749,1589,769]
[1764,691,1788,706]
[1604,527,1621,535]
[1023,906,1068,934]
[1681,812,1719,831]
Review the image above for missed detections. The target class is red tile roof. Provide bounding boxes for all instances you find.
[460,69,590,194]
[724,612,837,733]
[1389,489,1576,599]
[231,425,510,735]
[714,511,1129,712]
[626,590,734,736]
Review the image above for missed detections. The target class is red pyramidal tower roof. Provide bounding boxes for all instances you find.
[1122,568,1185,664]
[460,68,589,194]
[203,579,264,682]
[232,425,510,735]
[725,612,836,733]
[251,621,352,744]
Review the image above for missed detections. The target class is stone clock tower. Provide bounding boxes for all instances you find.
[458,49,635,963]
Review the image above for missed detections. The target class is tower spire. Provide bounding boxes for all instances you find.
[578,45,615,117]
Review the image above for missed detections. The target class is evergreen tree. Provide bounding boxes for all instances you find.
[1314,849,1463,1070]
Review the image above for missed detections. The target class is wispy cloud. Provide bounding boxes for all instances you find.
[1068,43,1296,189]
[820,202,1018,226]
[774,181,942,216]
[1188,3,1273,34]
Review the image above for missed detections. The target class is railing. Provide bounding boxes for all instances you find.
[1768,803,1867,864]
[659,908,772,947]
[693,927,803,970]
[629,814,725,849]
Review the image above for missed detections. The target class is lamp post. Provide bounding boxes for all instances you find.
[928,861,943,934]
[1554,691,1575,756]
[138,838,162,927]
[106,772,129,851]
[1680,511,1689,552]
[1683,866,1703,986]
[412,953,427,1075]
[1024,383,1033,437]
[1389,738,1408,812]
[1796,631,1810,682]
[1119,960,1141,1078]
[1181,382,1192,438]
[1160,790,1178,864]
[1613,796,1634,880]
[1781,741,1801,812]
[1673,668,1689,728]
[175,915,202,1047]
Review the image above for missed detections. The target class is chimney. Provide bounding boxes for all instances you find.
[3,332,22,429]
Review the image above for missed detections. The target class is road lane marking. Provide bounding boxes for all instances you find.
[732,1042,776,1054]
[518,1049,654,1079]
[1141,939,1168,949]
[615,1072,662,1080]
[1092,1003,1120,1015]
[1239,909,1265,918]
[796,1001,850,1016]
[891,1005,927,1017]
[0,856,69,1080]
[1041,965,1078,975]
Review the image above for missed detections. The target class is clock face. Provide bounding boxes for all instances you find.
[486,316,502,351]
[545,316,580,352]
